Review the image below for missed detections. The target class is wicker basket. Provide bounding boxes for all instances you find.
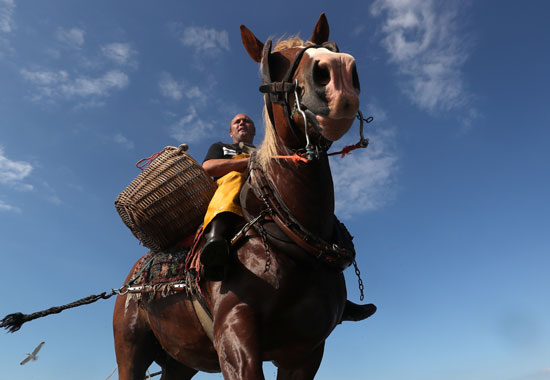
[115,145,217,251]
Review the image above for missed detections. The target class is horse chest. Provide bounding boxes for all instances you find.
[222,246,346,345]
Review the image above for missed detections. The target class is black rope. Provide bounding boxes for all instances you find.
[1,290,116,333]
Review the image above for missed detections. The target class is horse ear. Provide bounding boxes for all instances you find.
[310,13,330,44]
[240,25,264,63]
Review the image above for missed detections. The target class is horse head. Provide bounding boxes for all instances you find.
[240,13,361,151]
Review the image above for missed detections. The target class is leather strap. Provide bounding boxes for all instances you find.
[247,154,355,271]
[191,298,214,342]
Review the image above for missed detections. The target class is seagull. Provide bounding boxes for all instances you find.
[20,341,45,365]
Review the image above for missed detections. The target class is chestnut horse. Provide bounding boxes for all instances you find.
[113,14,364,380]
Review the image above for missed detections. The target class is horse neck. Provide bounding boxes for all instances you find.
[268,148,335,241]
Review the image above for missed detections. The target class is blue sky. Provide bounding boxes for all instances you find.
[1,1,549,379]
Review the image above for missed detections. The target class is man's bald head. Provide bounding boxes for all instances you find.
[229,113,255,144]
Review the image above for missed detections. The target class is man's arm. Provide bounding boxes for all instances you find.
[202,158,249,178]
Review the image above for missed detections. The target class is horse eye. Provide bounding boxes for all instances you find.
[312,60,330,86]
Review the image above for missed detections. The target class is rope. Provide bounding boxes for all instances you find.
[0,290,117,333]
[327,141,364,158]
[0,254,159,333]
[136,149,166,170]
[105,366,117,380]
[274,153,309,163]
[104,366,161,379]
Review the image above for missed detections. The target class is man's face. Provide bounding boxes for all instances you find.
[229,113,255,144]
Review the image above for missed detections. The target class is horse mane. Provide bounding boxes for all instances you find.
[256,35,315,172]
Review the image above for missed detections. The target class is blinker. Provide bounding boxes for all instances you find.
[259,40,340,105]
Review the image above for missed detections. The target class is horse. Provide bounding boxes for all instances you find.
[113,13,365,380]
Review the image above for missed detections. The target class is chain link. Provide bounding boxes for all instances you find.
[257,222,272,273]
[352,260,365,301]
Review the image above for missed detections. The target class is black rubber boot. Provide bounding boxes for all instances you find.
[200,214,233,281]
[341,300,377,322]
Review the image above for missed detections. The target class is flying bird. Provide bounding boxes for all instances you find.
[20,341,45,365]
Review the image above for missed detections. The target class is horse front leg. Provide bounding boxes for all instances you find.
[276,342,324,380]
[113,295,156,380]
[214,303,264,380]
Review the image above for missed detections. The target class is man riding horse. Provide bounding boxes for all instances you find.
[200,112,376,322]
[114,15,378,379]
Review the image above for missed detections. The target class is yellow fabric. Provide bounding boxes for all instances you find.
[203,154,249,228]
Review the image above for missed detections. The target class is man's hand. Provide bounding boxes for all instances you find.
[203,158,249,178]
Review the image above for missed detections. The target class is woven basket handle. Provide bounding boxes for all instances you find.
[136,144,189,170]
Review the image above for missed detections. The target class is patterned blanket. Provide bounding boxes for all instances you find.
[128,245,191,287]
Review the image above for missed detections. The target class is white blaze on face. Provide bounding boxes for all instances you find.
[304,47,360,141]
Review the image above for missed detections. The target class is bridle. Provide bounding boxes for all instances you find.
[258,40,370,161]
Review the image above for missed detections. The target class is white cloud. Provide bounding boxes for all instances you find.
[365,102,388,122]
[0,0,15,33]
[169,106,216,144]
[331,128,398,219]
[20,69,69,86]
[113,133,134,149]
[352,24,365,37]
[56,27,85,48]
[60,70,128,96]
[371,0,471,113]
[40,181,62,205]
[180,26,229,55]
[101,42,136,65]
[158,73,205,102]
[0,199,20,213]
[20,68,129,100]
[159,73,183,100]
[0,147,33,187]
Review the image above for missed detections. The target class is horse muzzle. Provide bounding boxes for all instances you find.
[299,49,360,141]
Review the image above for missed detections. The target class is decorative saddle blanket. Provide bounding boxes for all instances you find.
[129,245,191,287]
[124,241,214,334]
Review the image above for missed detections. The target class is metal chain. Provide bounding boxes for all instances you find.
[352,260,365,301]
[230,207,271,246]
[256,222,272,273]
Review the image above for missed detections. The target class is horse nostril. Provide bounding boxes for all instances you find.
[352,64,360,92]
[312,60,330,86]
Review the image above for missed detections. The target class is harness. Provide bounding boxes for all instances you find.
[240,154,357,272]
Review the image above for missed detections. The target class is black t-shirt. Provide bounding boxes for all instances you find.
[203,142,244,162]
